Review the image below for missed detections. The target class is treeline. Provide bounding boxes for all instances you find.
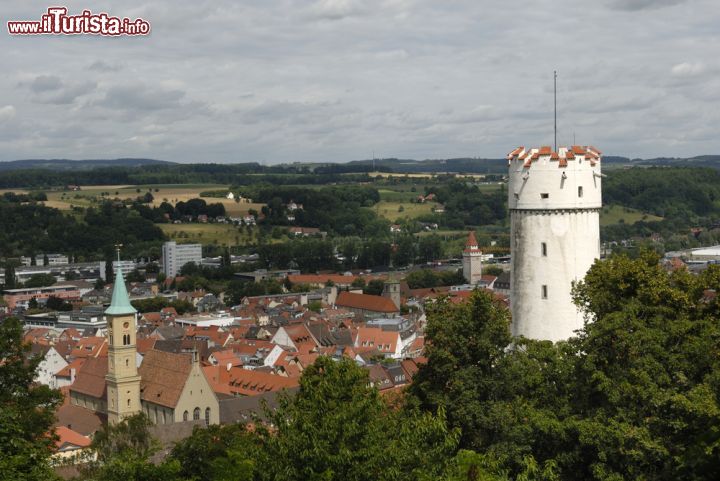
[417,180,506,229]
[138,198,226,222]
[257,234,446,272]
[0,164,373,189]
[243,185,388,237]
[604,167,720,219]
[602,167,720,243]
[0,199,165,259]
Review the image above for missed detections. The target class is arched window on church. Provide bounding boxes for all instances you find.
[205,407,210,426]
[193,407,200,421]
[123,334,130,345]
[183,410,188,421]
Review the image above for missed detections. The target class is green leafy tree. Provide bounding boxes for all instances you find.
[24,273,57,288]
[4,263,17,289]
[81,413,182,481]
[170,424,258,481]
[258,356,459,481]
[363,279,385,296]
[0,317,63,481]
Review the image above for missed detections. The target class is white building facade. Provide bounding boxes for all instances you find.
[162,241,202,277]
[112,260,137,276]
[507,146,602,341]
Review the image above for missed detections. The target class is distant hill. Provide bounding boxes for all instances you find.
[0,158,174,171]
[344,157,508,174]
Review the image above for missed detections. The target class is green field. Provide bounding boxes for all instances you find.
[600,204,663,226]
[41,183,264,217]
[159,223,251,247]
[374,201,436,221]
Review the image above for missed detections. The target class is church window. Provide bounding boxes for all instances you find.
[578,186,584,197]
[541,285,548,299]
[123,334,130,345]
[540,193,549,199]
[193,407,200,421]
[541,242,547,257]
[183,410,188,421]
[205,407,211,426]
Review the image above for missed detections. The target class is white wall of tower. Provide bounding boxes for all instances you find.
[508,146,602,341]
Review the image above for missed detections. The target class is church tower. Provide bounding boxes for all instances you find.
[105,252,141,424]
[462,231,483,284]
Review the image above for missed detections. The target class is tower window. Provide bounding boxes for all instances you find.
[123,334,130,345]
[125,359,129,368]
[540,193,549,199]
[541,285,548,299]
[578,186,583,197]
[541,242,547,257]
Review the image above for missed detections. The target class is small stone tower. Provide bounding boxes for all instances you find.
[105,259,141,424]
[507,145,602,341]
[462,231,483,284]
[382,279,401,310]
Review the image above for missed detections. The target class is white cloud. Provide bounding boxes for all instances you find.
[671,62,706,77]
[0,105,16,123]
[0,0,719,161]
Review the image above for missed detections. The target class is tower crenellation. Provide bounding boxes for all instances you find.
[507,145,602,341]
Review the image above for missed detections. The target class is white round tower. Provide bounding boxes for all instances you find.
[507,145,602,341]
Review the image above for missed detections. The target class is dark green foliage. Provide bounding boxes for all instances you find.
[363,279,386,296]
[224,280,283,305]
[171,424,258,481]
[418,180,506,228]
[0,317,63,481]
[130,297,195,314]
[418,234,443,262]
[411,252,720,480]
[45,296,73,311]
[255,357,459,481]
[125,269,146,283]
[0,199,165,259]
[246,184,387,237]
[24,273,57,288]
[81,413,182,481]
[405,269,466,288]
[258,238,337,272]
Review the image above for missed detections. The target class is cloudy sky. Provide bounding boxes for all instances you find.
[1,0,718,163]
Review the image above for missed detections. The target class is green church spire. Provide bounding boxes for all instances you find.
[105,246,137,316]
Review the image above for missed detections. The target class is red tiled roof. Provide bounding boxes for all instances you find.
[55,426,91,450]
[465,230,478,248]
[70,357,107,399]
[335,292,398,313]
[138,349,193,408]
[223,366,299,396]
[354,327,399,354]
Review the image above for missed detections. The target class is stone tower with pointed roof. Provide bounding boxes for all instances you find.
[462,231,483,285]
[105,263,141,424]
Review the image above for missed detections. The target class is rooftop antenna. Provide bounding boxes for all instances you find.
[554,70,557,152]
